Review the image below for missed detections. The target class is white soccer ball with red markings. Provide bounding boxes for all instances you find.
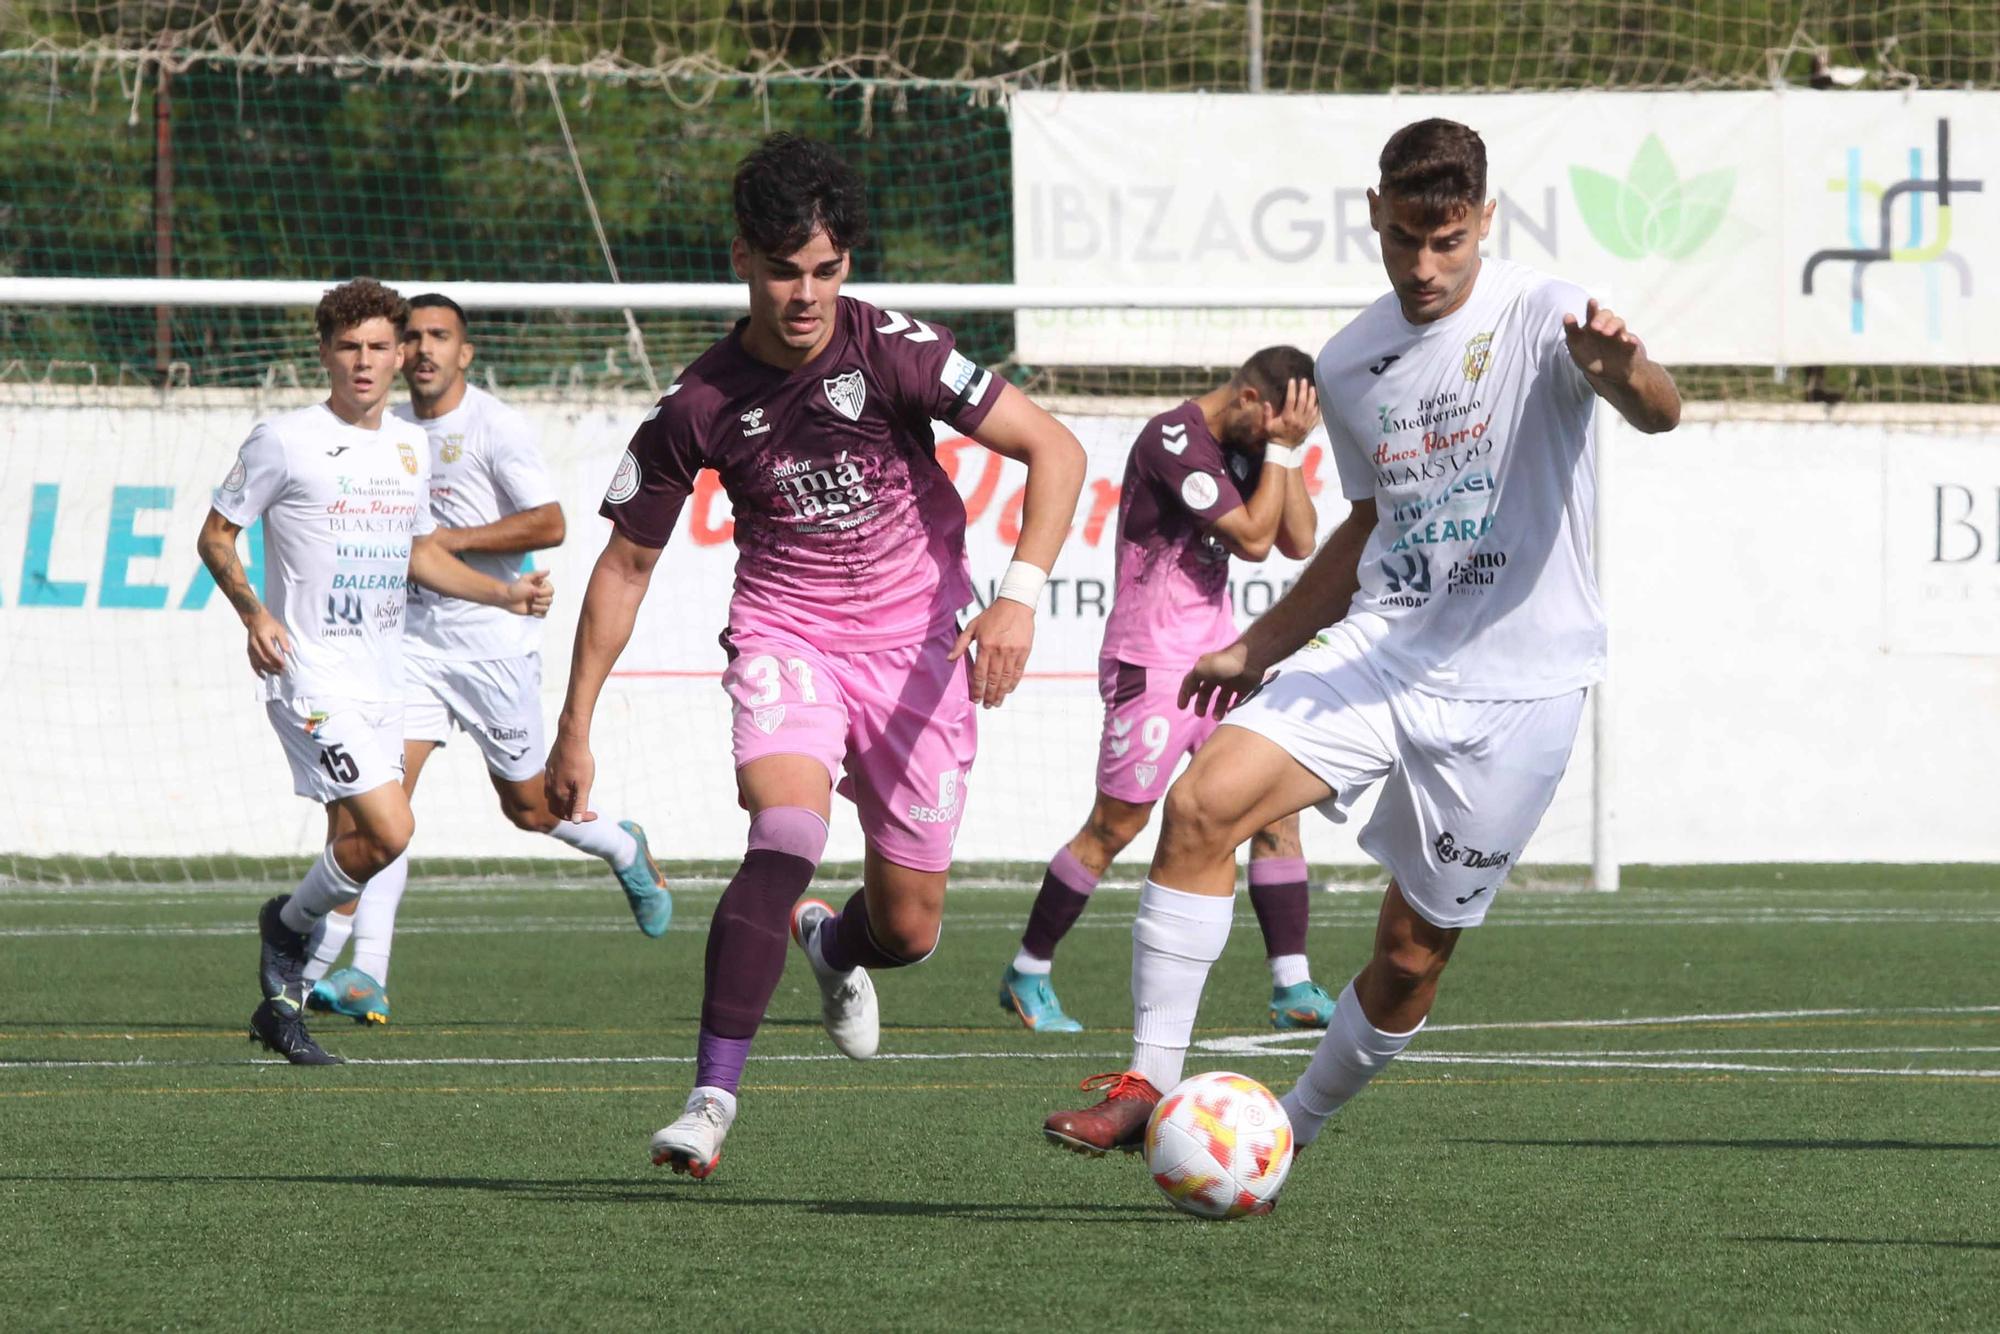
[1143,1070,1294,1219]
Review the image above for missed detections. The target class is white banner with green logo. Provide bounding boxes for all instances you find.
[1011,90,1997,366]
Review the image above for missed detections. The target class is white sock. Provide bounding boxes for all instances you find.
[1279,979,1424,1147]
[1128,879,1234,1092]
[349,853,410,986]
[302,909,355,985]
[1268,953,1310,988]
[548,816,639,870]
[280,843,364,931]
[1010,950,1052,975]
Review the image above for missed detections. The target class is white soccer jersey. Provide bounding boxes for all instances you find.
[211,403,436,704]
[1316,258,1603,700]
[393,385,558,660]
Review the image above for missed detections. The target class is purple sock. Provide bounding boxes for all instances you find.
[694,1027,754,1094]
[1248,856,1310,958]
[697,808,828,1053]
[818,889,926,972]
[1019,846,1100,962]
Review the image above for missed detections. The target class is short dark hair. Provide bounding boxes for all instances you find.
[1232,345,1315,406]
[408,292,468,333]
[315,278,408,343]
[733,133,870,258]
[1378,119,1487,225]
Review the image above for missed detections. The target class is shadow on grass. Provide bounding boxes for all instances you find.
[0,1173,1177,1223]
[1733,1235,2000,1252]
[1456,1138,2000,1152]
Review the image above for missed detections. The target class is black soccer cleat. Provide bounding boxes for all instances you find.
[257,894,310,1001]
[249,997,342,1065]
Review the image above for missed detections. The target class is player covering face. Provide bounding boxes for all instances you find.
[1042,118,1681,1157]
[195,278,553,1065]
[998,350,1340,1035]
[545,134,1086,1177]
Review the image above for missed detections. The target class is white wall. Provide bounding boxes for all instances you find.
[1,394,1992,864]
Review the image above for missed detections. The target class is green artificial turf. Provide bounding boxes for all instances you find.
[2,868,1995,1330]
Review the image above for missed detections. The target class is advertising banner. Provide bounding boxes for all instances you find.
[1011,90,1999,367]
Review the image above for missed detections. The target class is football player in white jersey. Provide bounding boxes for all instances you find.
[297,294,671,1025]
[195,279,553,1064]
[1043,118,1681,1157]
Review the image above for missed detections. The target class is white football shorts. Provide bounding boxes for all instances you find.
[403,652,547,782]
[1221,621,1586,929]
[267,697,407,804]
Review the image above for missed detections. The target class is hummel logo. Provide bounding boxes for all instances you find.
[1108,738,1131,758]
[1108,717,1134,737]
[1161,422,1189,456]
[740,408,771,437]
[326,445,351,457]
[1368,355,1401,376]
[875,310,939,343]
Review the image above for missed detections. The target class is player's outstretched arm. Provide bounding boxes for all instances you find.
[409,532,553,616]
[1181,498,1376,719]
[1563,298,1681,434]
[547,531,662,822]
[1210,377,1319,562]
[195,507,291,677]
[950,384,1086,709]
[429,502,566,557]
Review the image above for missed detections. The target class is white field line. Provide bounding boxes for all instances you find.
[9,1005,2000,1074]
[8,1048,2000,1079]
[7,908,2000,939]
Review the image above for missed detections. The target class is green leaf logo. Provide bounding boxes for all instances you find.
[1569,135,1734,260]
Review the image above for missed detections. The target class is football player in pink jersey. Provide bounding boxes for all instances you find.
[546,134,1086,1178]
[998,349,1332,1036]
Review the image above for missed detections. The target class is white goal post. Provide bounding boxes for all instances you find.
[0,278,1387,312]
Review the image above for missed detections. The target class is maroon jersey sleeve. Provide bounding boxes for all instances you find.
[859,305,1003,436]
[1131,413,1247,529]
[600,388,710,548]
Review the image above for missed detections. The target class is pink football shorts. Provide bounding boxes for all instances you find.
[722,622,977,872]
[1094,657,1219,805]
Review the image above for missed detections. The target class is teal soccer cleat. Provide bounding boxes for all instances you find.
[307,966,390,1026]
[1269,979,1337,1031]
[999,965,1083,1033]
[616,821,673,938]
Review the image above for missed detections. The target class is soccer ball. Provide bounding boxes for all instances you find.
[1143,1071,1294,1219]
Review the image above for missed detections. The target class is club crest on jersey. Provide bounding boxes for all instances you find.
[1463,332,1494,382]
[222,454,247,493]
[397,442,418,474]
[440,434,464,464]
[753,705,786,734]
[740,408,771,437]
[1135,763,1158,789]
[823,370,867,422]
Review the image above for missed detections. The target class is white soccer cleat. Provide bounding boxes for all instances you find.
[790,898,880,1061]
[650,1089,736,1179]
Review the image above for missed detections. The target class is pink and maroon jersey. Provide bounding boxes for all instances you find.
[1099,401,1264,670]
[603,297,1002,651]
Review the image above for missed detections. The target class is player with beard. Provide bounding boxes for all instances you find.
[546,135,1086,1176]
[1042,118,1680,1156]
[295,293,671,1026]
[997,348,1339,1035]
[195,278,553,1064]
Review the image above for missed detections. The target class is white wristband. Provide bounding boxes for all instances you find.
[1262,442,1306,469]
[995,559,1048,610]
